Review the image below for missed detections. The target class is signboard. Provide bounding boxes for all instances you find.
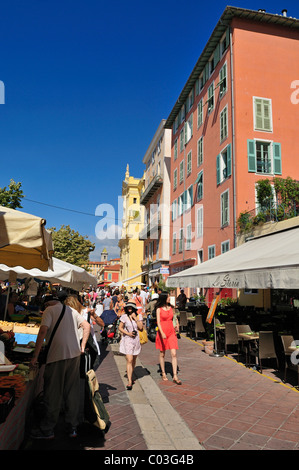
[160,267,169,274]
[206,295,220,324]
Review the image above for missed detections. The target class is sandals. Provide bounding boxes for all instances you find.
[162,373,168,381]
[126,384,133,390]
[173,377,182,385]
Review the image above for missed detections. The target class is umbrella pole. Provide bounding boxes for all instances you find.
[209,316,224,357]
[3,284,10,322]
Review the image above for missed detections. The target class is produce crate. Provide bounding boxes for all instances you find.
[0,388,15,424]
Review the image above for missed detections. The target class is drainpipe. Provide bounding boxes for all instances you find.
[230,27,237,248]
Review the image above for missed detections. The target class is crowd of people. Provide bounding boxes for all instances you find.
[1,280,185,440]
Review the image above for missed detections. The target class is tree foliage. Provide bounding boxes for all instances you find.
[49,225,95,267]
[0,179,24,209]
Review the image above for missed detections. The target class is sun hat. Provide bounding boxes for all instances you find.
[124,301,138,311]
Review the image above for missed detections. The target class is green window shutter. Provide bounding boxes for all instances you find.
[214,44,220,66]
[226,28,230,48]
[183,190,187,210]
[204,63,209,83]
[227,144,232,177]
[273,143,282,175]
[190,185,194,206]
[254,98,272,131]
[247,140,256,173]
[216,154,220,185]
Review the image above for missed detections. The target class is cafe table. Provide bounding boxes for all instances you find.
[238,332,259,367]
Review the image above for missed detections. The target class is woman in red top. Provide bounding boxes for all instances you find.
[155,292,181,385]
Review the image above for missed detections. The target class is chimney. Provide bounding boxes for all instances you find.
[282,9,287,17]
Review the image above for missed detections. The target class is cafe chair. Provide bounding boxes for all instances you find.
[236,325,252,334]
[281,335,299,386]
[193,315,206,340]
[236,325,253,365]
[179,311,188,333]
[250,331,279,374]
[224,322,240,360]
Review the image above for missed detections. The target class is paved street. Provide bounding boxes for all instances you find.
[22,333,299,451]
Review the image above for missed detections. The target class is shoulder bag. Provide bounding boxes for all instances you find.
[39,304,66,365]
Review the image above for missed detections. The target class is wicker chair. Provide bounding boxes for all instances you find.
[225,322,240,360]
[250,331,279,373]
[281,335,299,386]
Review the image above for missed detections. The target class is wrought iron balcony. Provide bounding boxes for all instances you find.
[140,174,163,205]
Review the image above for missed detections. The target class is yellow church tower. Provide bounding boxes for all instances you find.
[118,164,145,288]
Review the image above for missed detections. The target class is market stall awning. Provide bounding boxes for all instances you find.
[0,205,53,271]
[166,227,299,290]
[0,257,97,291]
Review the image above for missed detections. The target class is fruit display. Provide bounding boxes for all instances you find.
[0,376,26,399]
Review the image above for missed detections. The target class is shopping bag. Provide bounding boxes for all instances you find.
[138,328,148,345]
[84,369,110,432]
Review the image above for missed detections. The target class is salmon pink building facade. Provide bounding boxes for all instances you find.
[165,6,299,303]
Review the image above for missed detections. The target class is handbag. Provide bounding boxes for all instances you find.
[84,369,110,433]
[139,328,148,345]
[39,304,66,365]
[80,311,98,377]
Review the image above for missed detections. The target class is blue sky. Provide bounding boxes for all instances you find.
[1,0,298,261]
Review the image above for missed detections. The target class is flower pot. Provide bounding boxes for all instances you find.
[204,341,214,355]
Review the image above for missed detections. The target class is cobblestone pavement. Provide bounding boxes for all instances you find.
[21,333,299,451]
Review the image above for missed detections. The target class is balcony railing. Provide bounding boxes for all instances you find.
[140,174,163,205]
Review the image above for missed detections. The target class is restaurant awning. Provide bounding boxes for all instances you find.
[166,227,299,290]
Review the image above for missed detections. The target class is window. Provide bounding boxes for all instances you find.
[197,207,203,238]
[173,168,177,190]
[208,245,215,259]
[221,190,229,227]
[108,273,112,281]
[184,113,193,144]
[254,98,272,132]
[187,151,192,176]
[219,63,227,98]
[197,136,203,166]
[216,144,231,185]
[256,141,271,173]
[178,193,184,217]
[220,106,228,142]
[221,29,230,55]
[180,128,184,152]
[221,240,230,253]
[196,75,203,95]
[209,56,215,75]
[196,171,203,201]
[172,199,177,220]
[179,161,184,184]
[172,233,177,254]
[186,185,193,211]
[208,83,214,113]
[179,229,184,253]
[244,288,259,295]
[197,99,203,128]
[187,89,194,112]
[186,224,192,250]
[174,139,178,160]
[247,140,282,175]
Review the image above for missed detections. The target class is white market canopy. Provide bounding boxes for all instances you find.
[0,257,97,291]
[0,205,53,271]
[166,227,299,291]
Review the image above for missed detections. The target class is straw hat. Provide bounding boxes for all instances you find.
[124,301,138,311]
